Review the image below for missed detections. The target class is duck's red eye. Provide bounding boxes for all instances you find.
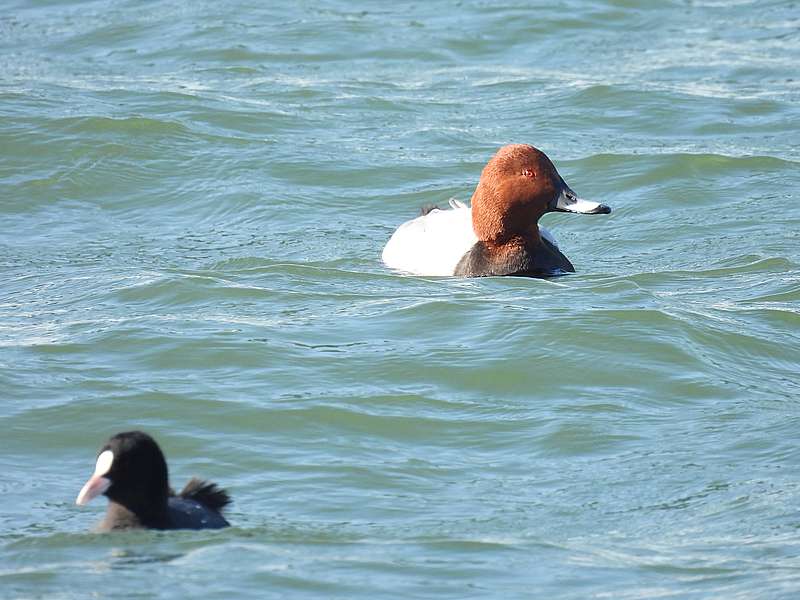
[523,168,536,179]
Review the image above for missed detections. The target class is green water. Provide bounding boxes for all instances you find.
[2,0,800,598]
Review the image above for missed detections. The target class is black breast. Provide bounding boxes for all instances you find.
[454,239,575,277]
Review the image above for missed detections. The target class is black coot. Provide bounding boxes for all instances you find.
[76,431,231,531]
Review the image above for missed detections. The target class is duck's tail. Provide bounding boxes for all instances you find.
[420,198,466,216]
[419,203,441,216]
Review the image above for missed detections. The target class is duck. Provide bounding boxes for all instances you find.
[381,144,611,277]
[76,431,231,531]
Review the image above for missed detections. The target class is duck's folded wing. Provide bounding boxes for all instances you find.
[382,203,477,276]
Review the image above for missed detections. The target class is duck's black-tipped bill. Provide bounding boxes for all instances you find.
[552,183,611,215]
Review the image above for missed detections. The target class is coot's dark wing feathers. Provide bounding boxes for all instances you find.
[163,478,231,529]
[179,477,232,513]
[167,496,229,529]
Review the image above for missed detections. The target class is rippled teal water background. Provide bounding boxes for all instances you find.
[2,0,800,597]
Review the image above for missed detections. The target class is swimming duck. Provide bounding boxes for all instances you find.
[382,144,611,277]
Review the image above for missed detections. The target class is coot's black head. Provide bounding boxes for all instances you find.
[76,431,170,523]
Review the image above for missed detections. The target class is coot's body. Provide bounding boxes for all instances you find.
[76,431,231,531]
